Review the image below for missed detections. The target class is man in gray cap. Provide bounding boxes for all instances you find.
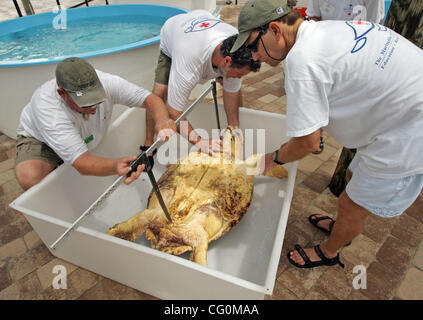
[15,57,176,190]
[232,0,423,270]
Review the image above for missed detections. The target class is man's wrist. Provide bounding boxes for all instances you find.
[273,149,285,165]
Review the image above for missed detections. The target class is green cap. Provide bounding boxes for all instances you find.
[230,0,293,53]
[56,57,106,107]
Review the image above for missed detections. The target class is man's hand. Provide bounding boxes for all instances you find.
[195,138,223,157]
[155,118,177,142]
[227,125,244,145]
[117,156,145,184]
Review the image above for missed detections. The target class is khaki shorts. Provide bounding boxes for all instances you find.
[15,135,63,168]
[154,50,172,85]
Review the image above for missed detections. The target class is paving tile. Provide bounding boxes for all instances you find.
[0,283,20,300]
[301,169,331,194]
[277,267,327,299]
[0,215,33,244]
[341,234,381,268]
[0,158,14,174]
[294,170,308,187]
[0,169,15,186]
[102,278,156,300]
[269,279,298,300]
[303,285,339,300]
[24,230,43,249]
[413,241,423,270]
[364,261,403,300]
[15,271,44,300]
[362,214,398,244]
[42,284,80,300]
[30,242,55,267]
[312,189,339,216]
[7,251,39,282]
[405,193,423,224]
[376,236,415,275]
[396,267,423,300]
[290,184,320,215]
[297,155,324,175]
[318,153,341,177]
[314,266,354,299]
[78,282,110,300]
[67,268,100,297]
[0,207,20,229]
[347,289,371,300]
[0,238,27,261]
[0,265,12,292]
[391,214,423,247]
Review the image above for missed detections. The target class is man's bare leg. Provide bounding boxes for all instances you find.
[289,169,369,264]
[15,160,56,190]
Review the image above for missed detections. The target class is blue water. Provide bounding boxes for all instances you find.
[0,14,165,62]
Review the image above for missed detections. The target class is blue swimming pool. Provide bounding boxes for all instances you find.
[0,4,186,66]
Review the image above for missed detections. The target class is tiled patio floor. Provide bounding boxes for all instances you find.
[0,0,422,300]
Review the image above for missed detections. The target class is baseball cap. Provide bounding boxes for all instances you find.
[56,57,106,107]
[230,0,293,53]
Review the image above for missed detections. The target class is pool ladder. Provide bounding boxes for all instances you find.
[12,0,109,17]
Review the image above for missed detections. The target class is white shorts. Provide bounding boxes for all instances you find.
[346,154,423,218]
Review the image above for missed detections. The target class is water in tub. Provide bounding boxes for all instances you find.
[0,14,166,62]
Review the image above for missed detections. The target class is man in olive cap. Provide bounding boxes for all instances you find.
[232,0,423,270]
[15,57,176,190]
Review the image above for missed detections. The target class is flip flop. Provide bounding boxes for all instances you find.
[287,244,345,269]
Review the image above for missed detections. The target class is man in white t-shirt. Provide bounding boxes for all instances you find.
[15,57,176,190]
[306,0,385,23]
[231,0,423,269]
[144,10,261,155]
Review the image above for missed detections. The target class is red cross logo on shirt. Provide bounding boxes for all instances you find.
[200,22,210,28]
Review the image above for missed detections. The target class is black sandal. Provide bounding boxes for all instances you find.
[308,214,335,234]
[287,244,345,269]
[308,214,352,246]
[140,145,157,170]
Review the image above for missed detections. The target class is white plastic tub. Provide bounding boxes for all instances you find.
[10,101,297,300]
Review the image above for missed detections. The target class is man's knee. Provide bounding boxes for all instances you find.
[15,160,55,190]
[338,191,369,223]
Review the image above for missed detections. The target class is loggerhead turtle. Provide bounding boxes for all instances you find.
[106,127,287,266]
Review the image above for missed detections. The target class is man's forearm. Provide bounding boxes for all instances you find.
[276,130,322,163]
[223,90,240,127]
[73,152,118,176]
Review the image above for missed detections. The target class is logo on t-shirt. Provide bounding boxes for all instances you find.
[345,21,375,54]
[184,18,221,33]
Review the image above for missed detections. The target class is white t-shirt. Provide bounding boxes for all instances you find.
[306,0,385,23]
[17,70,150,164]
[285,20,423,178]
[159,10,242,112]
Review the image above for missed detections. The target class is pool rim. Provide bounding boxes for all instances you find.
[0,4,187,67]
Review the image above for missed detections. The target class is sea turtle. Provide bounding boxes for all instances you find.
[106,127,288,266]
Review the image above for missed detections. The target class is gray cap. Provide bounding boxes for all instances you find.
[56,57,106,107]
[230,0,293,53]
